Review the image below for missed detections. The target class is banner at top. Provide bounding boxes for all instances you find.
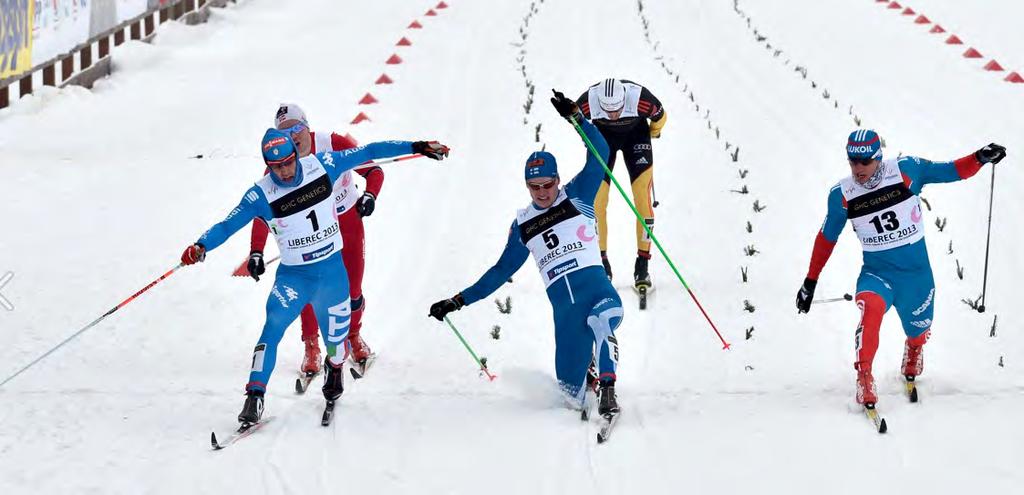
[32,0,91,66]
[1,0,34,79]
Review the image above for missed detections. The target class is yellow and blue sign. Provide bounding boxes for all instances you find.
[1,0,33,79]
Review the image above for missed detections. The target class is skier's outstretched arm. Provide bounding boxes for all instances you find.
[551,90,610,204]
[321,140,450,183]
[904,144,1006,190]
[182,186,271,265]
[429,222,530,320]
[796,185,847,313]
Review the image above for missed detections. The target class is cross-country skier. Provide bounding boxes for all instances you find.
[182,129,449,424]
[428,90,623,421]
[796,129,1006,407]
[576,78,667,290]
[244,103,383,379]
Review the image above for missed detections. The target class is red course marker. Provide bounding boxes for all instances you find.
[397,37,412,46]
[425,9,437,16]
[375,74,394,84]
[984,60,1005,71]
[945,35,963,45]
[901,7,915,16]
[914,15,930,24]
[351,112,371,124]
[888,2,901,10]
[929,24,946,34]
[386,54,403,64]
[408,20,423,29]
[963,48,983,58]
[1005,72,1024,83]
[359,93,379,105]
[436,1,449,8]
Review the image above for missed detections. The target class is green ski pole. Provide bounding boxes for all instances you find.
[443,316,497,380]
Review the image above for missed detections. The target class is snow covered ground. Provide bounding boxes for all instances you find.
[0,0,1021,493]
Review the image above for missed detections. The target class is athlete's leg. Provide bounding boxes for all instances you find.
[595,147,618,255]
[298,304,321,374]
[854,270,895,372]
[246,267,314,393]
[309,254,352,367]
[893,269,935,376]
[624,131,655,258]
[338,210,370,360]
[586,292,624,383]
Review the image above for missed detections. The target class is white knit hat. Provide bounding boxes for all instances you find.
[275,103,308,127]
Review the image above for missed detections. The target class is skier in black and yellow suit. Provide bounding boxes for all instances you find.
[576,78,667,289]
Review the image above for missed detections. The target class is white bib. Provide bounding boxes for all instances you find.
[257,155,344,266]
[841,159,924,252]
[516,191,603,287]
[312,132,360,214]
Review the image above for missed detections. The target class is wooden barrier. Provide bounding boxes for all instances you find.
[0,0,233,110]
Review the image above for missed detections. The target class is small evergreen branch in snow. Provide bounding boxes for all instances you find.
[744,245,759,256]
[999,356,1004,367]
[731,146,740,162]
[961,294,982,311]
[741,266,748,282]
[745,327,754,340]
[935,217,947,232]
[752,200,766,212]
[730,185,749,194]
[495,296,512,314]
[739,169,749,179]
[920,196,931,211]
[956,259,964,280]
[989,315,997,338]
[746,221,753,233]
[743,300,755,313]
[947,241,953,255]
[491,325,501,340]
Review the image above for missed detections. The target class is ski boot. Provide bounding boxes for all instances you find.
[601,251,613,282]
[901,331,929,378]
[301,335,322,376]
[322,358,345,402]
[855,367,878,405]
[598,380,620,416]
[238,389,265,425]
[350,334,373,365]
[633,255,652,290]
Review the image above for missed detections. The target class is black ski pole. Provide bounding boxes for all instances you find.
[978,164,996,313]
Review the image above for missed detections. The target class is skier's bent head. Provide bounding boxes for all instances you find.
[847,129,884,186]
[261,128,301,186]
[275,103,312,157]
[524,150,560,209]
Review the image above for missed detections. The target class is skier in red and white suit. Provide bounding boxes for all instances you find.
[246,103,381,374]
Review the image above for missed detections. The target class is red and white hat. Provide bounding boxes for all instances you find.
[275,103,308,127]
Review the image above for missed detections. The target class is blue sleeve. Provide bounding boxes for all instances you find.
[197,186,270,252]
[898,156,963,194]
[460,221,531,305]
[320,141,414,183]
[820,184,847,242]
[564,117,610,205]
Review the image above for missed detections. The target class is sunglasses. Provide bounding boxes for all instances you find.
[266,152,296,168]
[527,180,557,191]
[849,157,875,166]
[279,122,308,136]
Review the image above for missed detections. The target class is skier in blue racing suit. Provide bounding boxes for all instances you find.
[429,91,623,418]
[181,128,450,424]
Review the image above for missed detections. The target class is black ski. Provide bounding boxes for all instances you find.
[321,400,336,426]
[864,404,887,434]
[295,370,319,394]
[348,353,378,380]
[211,417,275,450]
[905,375,919,403]
[596,410,621,443]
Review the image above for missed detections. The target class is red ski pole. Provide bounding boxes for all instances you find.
[0,263,185,388]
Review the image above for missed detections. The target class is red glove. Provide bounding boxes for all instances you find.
[181,244,206,265]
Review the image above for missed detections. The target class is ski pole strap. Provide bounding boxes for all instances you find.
[0,263,184,388]
[443,316,497,381]
[570,119,731,350]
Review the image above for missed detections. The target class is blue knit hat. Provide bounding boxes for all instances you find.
[847,129,883,161]
[524,151,558,180]
[261,128,302,186]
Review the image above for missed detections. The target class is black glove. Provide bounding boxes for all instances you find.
[550,89,581,121]
[247,251,266,281]
[796,278,817,314]
[975,143,1006,165]
[412,141,450,160]
[356,192,376,217]
[429,294,465,321]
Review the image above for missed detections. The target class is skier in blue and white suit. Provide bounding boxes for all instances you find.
[181,129,450,424]
[429,90,623,417]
